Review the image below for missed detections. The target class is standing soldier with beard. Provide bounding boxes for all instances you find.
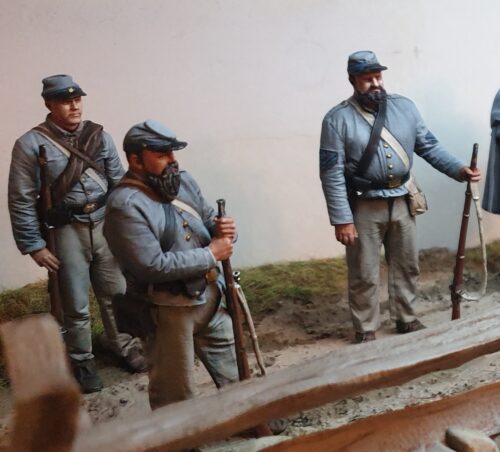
[319,51,480,343]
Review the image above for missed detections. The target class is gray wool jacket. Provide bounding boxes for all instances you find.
[8,117,124,254]
[320,94,465,225]
[104,170,219,307]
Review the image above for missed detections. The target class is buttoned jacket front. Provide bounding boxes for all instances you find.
[104,170,218,307]
[320,94,464,225]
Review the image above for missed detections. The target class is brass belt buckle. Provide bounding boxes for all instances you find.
[387,178,401,189]
[205,268,218,284]
[82,202,97,214]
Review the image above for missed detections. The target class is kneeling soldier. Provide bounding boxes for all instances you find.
[104,120,239,408]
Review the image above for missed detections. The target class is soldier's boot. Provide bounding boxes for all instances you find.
[72,358,103,393]
[122,344,148,373]
[396,319,426,334]
[354,331,376,343]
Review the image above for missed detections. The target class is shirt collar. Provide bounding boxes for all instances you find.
[45,114,84,137]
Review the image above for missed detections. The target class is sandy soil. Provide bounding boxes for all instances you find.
[1,248,500,450]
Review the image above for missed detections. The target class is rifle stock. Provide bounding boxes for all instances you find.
[38,145,64,324]
[450,143,478,320]
[216,199,272,437]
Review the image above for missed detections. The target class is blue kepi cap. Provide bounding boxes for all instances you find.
[41,74,86,100]
[123,119,188,154]
[347,51,387,75]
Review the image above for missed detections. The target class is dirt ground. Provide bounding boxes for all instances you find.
[1,247,500,450]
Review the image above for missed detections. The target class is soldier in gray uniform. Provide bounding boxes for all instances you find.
[8,75,145,393]
[320,51,481,343]
[482,89,500,214]
[104,120,239,408]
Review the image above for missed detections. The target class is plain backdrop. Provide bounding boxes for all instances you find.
[1,0,499,288]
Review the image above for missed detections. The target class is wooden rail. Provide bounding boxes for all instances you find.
[2,307,500,451]
[265,382,500,451]
[0,315,88,452]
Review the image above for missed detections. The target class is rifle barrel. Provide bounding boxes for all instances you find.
[216,199,250,380]
[450,143,478,320]
[216,199,272,437]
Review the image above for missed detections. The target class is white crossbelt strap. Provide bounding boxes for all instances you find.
[348,100,411,171]
[35,131,108,193]
[171,199,202,221]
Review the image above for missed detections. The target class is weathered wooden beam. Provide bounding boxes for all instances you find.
[73,306,500,452]
[0,314,82,452]
[263,382,500,451]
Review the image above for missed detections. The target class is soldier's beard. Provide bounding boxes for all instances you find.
[355,87,387,108]
[145,161,181,202]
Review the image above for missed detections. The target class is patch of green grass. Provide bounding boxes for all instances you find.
[0,280,48,321]
[465,240,500,270]
[0,281,103,336]
[238,257,347,314]
[0,283,104,384]
[0,238,497,379]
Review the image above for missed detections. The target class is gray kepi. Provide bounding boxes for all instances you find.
[347,50,388,75]
[123,119,188,154]
[41,74,87,100]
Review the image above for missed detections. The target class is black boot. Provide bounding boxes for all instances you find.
[72,358,103,393]
[396,319,426,334]
[354,331,376,343]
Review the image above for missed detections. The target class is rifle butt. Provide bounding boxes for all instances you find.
[38,145,64,325]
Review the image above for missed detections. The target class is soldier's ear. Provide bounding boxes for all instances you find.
[128,153,144,170]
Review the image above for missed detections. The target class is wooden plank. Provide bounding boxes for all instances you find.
[0,314,82,452]
[263,382,500,452]
[73,306,500,452]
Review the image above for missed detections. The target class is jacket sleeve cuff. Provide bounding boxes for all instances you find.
[21,240,47,256]
[205,247,217,267]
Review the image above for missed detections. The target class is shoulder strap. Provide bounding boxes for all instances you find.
[33,125,104,174]
[348,99,410,171]
[115,177,163,202]
[116,177,202,221]
[354,99,387,176]
[34,130,108,192]
[171,199,202,221]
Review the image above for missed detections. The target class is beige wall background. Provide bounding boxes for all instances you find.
[1,0,499,289]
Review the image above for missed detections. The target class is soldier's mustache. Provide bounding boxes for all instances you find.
[356,87,387,106]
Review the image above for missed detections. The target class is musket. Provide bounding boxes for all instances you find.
[217,199,272,437]
[450,143,478,320]
[38,145,64,324]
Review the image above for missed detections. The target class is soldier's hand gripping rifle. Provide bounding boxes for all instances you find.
[450,144,478,320]
[217,199,273,437]
[38,144,64,324]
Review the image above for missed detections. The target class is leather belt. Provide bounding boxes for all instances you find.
[66,194,108,215]
[151,268,219,296]
[349,172,410,191]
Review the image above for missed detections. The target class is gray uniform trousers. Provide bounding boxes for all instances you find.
[346,196,418,333]
[147,282,238,409]
[55,220,139,361]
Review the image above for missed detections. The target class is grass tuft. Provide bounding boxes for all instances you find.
[238,257,347,314]
[0,239,497,383]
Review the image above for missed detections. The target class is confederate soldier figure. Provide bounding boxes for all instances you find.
[482,89,500,214]
[319,51,481,343]
[8,74,145,393]
[104,120,239,408]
